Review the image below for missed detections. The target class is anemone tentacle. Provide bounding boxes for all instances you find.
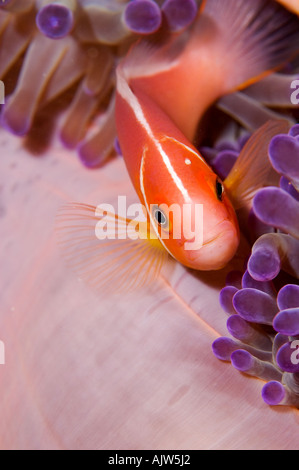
[212,124,299,408]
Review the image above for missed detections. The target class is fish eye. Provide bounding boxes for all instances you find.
[216,178,224,201]
[152,205,169,229]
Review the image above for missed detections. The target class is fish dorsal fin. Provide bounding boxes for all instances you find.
[55,202,167,294]
[224,120,290,210]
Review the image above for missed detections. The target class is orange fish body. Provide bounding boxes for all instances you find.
[115,0,299,271]
[116,69,239,270]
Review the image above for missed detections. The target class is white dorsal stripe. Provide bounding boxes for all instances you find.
[117,67,192,204]
[161,135,206,164]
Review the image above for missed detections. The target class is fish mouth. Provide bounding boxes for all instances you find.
[183,219,233,255]
[202,219,234,247]
[183,219,239,269]
[202,233,221,247]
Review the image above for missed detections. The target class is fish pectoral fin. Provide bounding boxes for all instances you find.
[55,202,167,294]
[224,119,290,210]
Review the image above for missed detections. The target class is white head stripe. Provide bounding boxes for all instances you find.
[117,68,192,204]
[139,148,172,255]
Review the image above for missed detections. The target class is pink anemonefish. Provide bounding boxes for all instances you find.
[56,0,298,291]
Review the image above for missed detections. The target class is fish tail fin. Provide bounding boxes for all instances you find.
[122,0,299,89]
[204,0,299,92]
[55,202,167,295]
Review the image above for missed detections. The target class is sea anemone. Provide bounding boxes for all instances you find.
[0,0,200,167]
[212,123,299,408]
[1,0,299,450]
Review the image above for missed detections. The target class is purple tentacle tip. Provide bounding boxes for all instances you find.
[78,144,102,169]
[162,0,198,32]
[269,134,299,183]
[273,308,299,336]
[276,342,299,373]
[36,4,74,39]
[248,246,280,282]
[289,124,299,139]
[253,187,299,237]
[0,0,12,6]
[262,381,285,406]
[212,150,238,180]
[231,349,253,372]
[233,288,278,325]
[124,0,162,34]
[219,286,238,315]
[212,337,235,361]
[277,284,299,310]
[1,105,31,137]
